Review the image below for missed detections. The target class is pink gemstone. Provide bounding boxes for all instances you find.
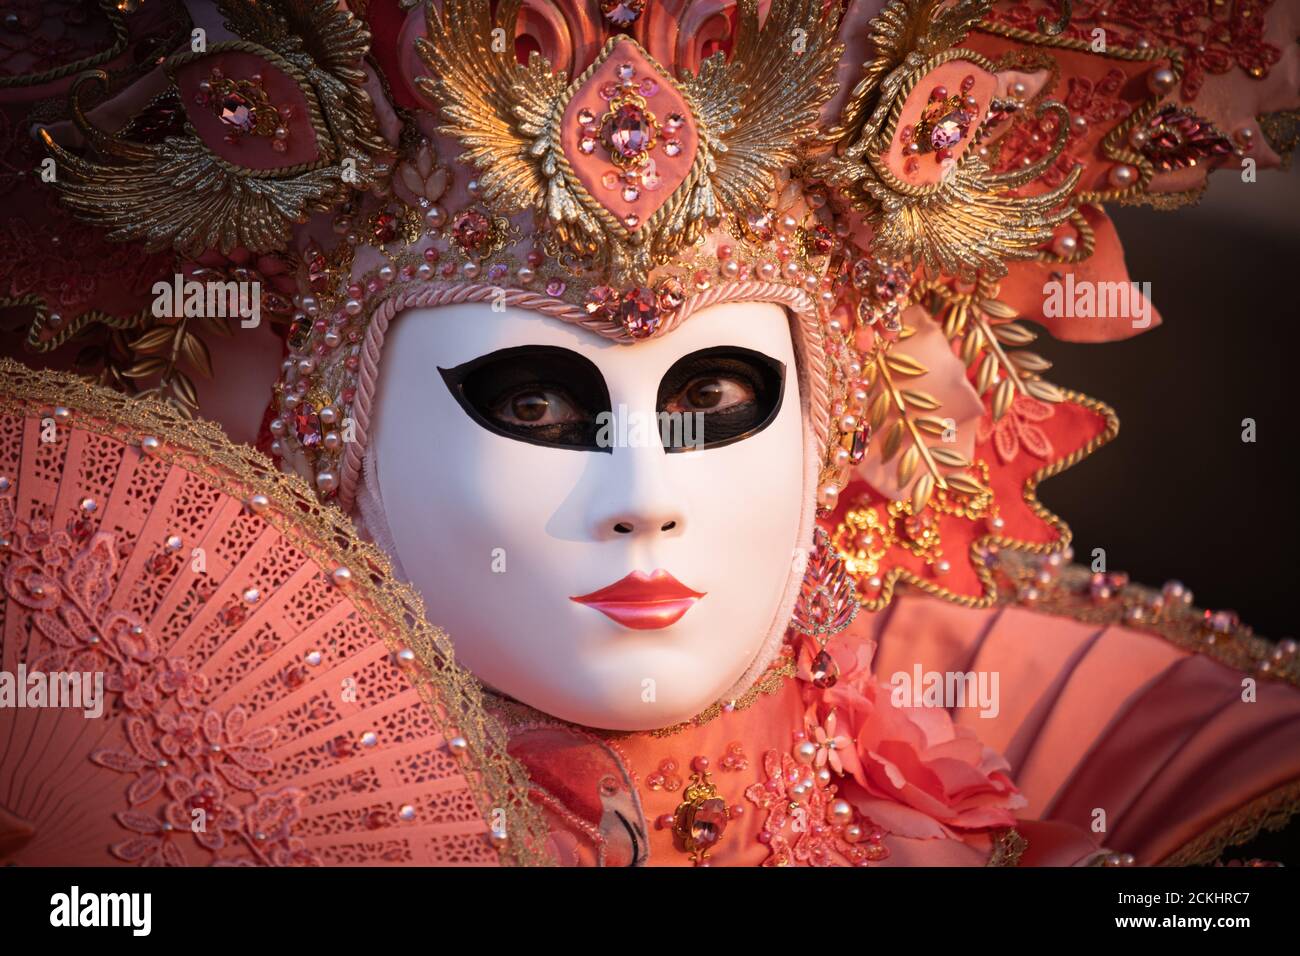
[603,102,654,160]
[618,287,660,338]
[577,108,594,125]
[579,137,596,154]
[665,113,684,131]
[616,62,635,82]
[662,138,682,157]
[623,213,639,228]
[810,649,839,688]
[622,185,639,201]
[546,279,566,296]
[688,798,728,849]
[219,92,255,132]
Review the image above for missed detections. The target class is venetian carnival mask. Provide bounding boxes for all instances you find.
[364,300,806,729]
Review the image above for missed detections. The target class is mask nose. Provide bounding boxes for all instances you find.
[586,435,687,542]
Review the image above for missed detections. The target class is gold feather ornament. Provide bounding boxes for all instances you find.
[822,0,1079,278]
[41,0,391,256]
[416,0,843,287]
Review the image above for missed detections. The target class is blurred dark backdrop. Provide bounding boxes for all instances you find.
[1033,160,1300,863]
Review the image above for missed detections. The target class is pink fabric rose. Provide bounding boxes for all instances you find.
[811,639,1025,840]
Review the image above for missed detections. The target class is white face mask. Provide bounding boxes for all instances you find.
[366,300,806,730]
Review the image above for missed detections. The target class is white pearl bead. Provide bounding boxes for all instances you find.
[1148,68,1176,96]
[795,740,818,764]
[828,799,853,825]
[1109,164,1136,188]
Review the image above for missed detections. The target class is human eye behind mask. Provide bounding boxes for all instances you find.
[438,345,611,450]
[656,346,786,452]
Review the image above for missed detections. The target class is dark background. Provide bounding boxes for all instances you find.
[1033,160,1300,862]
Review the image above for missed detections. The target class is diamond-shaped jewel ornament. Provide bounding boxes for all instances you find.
[560,39,697,232]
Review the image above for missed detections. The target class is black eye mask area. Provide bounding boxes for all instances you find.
[438,345,612,451]
[655,345,787,452]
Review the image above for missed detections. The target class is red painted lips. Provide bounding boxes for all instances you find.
[570,569,706,630]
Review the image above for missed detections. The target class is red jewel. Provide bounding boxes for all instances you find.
[692,755,710,773]
[930,85,947,101]
[450,209,492,253]
[527,249,544,267]
[935,147,952,162]
[146,552,172,576]
[365,810,388,830]
[960,73,975,93]
[423,247,440,263]
[372,212,399,244]
[280,663,306,688]
[904,156,920,174]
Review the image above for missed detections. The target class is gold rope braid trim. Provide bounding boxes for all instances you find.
[852,389,1120,612]
[1158,777,1300,867]
[973,20,1204,210]
[162,40,339,179]
[986,826,1028,866]
[1033,205,1096,264]
[0,0,129,90]
[0,358,555,867]
[2,295,155,353]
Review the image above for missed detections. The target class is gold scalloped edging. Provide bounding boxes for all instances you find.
[0,358,554,867]
[986,827,1028,866]
[990,552,1300,689]
[973,20,1209,211]
[1159,777,1300,867]
[849,388,1120,613]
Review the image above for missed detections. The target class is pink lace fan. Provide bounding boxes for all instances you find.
[0,360,551,867]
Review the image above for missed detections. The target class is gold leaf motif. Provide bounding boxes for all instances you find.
[128,326,173,353]
[881,419,906,461]
[180,332,214,380]
[976,354,998,395]
[1009,351,1052,373]
[992,377,1015,420]
[960,324,984,365]
[945,472,990,496]
[900,389,942,411]
[980,299,1019,320]
[929,446,970,468]
[886,353,929,377]
[912,472,936,512]
[991,320,1036,344]
[897,442,920,486]
[916,416,950,437]
[122,357,166,379]
[1025,379,1066,403]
